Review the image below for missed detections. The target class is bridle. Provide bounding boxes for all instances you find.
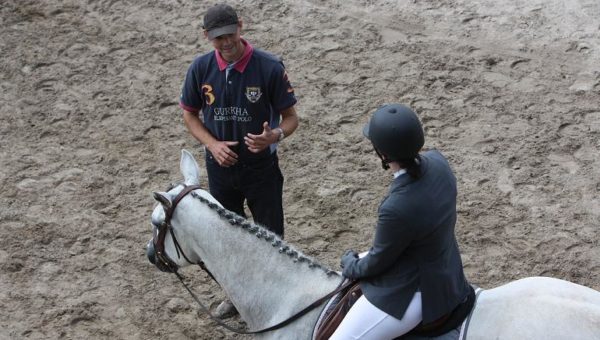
[149,183,355,334]
[152,184,202,273]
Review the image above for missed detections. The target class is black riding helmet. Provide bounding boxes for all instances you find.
[363,103,424,161]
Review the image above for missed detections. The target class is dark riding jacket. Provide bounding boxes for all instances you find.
[342,150,470,323]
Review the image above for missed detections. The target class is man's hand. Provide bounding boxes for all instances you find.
[244,122,279,153]
[207,140,239,167]
[182,110,239,167]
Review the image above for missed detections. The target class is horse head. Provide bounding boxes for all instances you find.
[146,149,221,273]
[145,150,349,338]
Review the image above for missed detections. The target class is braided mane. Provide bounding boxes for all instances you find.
[190,191,339,277]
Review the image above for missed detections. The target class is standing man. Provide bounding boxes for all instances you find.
[180,3,298,240]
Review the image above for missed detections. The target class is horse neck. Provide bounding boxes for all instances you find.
[174,195,342,330]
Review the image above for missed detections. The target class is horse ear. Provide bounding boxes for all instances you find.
[180,149,200,186]
[153,191,172,210]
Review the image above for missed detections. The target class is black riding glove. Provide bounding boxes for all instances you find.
[340,249,359,269]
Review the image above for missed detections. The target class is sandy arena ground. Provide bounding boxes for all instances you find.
[1,0,599,339]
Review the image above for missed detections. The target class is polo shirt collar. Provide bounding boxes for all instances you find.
[215,38,254,73]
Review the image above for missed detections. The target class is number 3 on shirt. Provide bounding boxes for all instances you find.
[201,84,215,105]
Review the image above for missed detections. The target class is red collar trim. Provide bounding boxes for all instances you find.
[215,39,254,73]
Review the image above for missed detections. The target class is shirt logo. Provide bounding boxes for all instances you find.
[213,107,251,122]
[245,86,262,103]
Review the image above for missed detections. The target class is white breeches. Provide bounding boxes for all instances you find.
[329,291,422,340]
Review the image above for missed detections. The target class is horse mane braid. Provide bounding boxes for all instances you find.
[190,192,338,276]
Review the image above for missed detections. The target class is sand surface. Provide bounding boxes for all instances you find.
[1,0,599,339]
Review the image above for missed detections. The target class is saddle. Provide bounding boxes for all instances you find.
[314,281,362,340]
[314,283,476,340]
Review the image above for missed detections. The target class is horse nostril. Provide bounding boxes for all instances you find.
[146,240,157,264]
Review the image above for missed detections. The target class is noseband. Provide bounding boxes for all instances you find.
[152,184,202,273]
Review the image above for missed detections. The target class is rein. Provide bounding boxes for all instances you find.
[153,183,355,334]
[175,270,354,335]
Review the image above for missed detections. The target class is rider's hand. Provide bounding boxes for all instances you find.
[244,122,277,153]
[340,249,358,269]
[207,140,239,167]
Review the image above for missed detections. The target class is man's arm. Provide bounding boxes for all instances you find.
[277,105,299,140]
[244,105,299,153]
[182,109,239,167]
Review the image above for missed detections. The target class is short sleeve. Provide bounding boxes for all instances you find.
[179,61,203,114]
[269,62,297,112]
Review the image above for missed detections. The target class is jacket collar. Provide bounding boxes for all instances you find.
[389,154,429,189]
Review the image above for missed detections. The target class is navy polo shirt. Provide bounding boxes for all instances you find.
[180,39,297,161]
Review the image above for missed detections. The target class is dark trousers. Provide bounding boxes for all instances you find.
[205,152,285,237]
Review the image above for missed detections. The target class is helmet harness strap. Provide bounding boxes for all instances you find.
[374,147,391,170]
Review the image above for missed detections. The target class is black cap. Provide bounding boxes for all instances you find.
[203,4,239,40]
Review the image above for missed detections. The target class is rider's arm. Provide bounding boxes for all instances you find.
[342,204,414,279]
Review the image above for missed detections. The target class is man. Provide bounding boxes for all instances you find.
[179,3,299,317]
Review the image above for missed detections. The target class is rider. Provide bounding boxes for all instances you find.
[331,104,471,339]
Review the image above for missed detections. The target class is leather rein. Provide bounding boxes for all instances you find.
[152,183,354,335]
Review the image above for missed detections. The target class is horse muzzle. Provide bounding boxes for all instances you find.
[147,239,178,273]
